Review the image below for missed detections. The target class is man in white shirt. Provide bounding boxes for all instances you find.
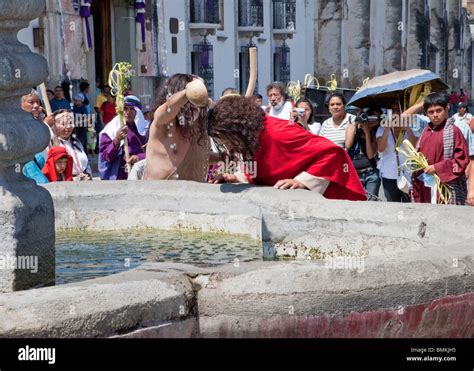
[264,82,292,120]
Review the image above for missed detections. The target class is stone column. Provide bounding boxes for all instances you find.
[430,0,449,82]
[315,0,343,84]
[343,0,370,88]
[382,0,403,72]
[0,0,55,292]
[446,0,462,90]
[405,0,429,69]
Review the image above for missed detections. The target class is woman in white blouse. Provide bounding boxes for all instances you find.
[319,93,356,148]
[53,109,92,180]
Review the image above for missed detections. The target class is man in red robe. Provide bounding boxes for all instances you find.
[412,93,470,205]
[208,96,366,201]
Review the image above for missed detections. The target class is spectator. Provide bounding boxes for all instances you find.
[221,87,240,97]
[376,101,418,202]
[79,81,92,113]
[346,110,380,201]
[319,93,355,148]
[452,102,472,126]
[99,95,148,180]
[100,93,117,126]
[72,93,89,150]
[253,94,263,107]
[95,85,110,113]
[46,89,54,103]
[290,98,321,134]
[42,146,73,182]
[20,90,56,184]
[449,90,458,116]
[265,82,293,120]
[50,86,71,112]
[412,93,470,205]
[459,88,467,104]
[470,117,474,134]
[54,109,92,181]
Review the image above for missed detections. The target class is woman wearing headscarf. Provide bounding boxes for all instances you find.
[54,109,92,181]
[98,95,149,180]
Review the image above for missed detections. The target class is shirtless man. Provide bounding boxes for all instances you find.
[145,74,210,181]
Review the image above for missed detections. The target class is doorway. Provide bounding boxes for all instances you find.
[91,0,113,86]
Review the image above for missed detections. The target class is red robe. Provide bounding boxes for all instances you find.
[42,146,74,182]
[412,121,469,203]
[244,116,366,201]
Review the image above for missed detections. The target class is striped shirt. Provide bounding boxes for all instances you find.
[319,113,355,148]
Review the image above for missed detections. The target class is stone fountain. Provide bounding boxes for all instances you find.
[0,0,55,292]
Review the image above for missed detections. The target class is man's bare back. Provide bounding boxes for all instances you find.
[145,79,210,181]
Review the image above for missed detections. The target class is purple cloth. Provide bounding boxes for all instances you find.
[99,122,147,180]
[135,1,146,44]
[80,0,93,49]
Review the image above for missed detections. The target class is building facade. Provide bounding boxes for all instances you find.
[314,0,474,96]
[18,0,161,110]
[158,0,316,99]
[16,0,474,106]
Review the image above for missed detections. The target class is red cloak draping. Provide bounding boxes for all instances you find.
[245,116,366,201]
[42,146,73,182]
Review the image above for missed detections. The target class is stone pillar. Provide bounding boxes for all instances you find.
[430,0,449,82]
[315,0,343,84]
[446,0,462,90]
[382,0,403,72]
[405,0,430,69]
[343,0,370,88]
[0,0,55,292]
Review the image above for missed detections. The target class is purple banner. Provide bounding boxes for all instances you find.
[135,0,146,45]
[80,0,93,50]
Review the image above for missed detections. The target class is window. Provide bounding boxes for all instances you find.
[274,43,290,86]
[272,0,296,30]
[238,0,264,27]
[192,39,214,98]
[190,0,220,24]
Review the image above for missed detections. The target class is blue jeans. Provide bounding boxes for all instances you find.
[358,168,381,201]
[382,177,410,202]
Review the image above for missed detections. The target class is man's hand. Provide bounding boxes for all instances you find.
[43,114,55,128]
[274,179,307,190]
[424,165,436,175]
[114,126,128,145]
[264,105,271,114]
[78,172,91,181]
[127,155,139,166]
[209,173,238,184]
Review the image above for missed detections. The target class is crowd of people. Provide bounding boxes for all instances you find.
[21,75,474,206]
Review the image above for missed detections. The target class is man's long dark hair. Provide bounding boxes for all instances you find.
[153,74,207,141]
[208,96,265,159]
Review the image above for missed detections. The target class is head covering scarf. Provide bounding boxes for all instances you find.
[42,146,73,182]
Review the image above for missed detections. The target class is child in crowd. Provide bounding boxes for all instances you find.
[412,93,470,205]
[42,146,73,182]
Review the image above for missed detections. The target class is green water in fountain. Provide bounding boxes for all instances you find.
[56,229,262,285]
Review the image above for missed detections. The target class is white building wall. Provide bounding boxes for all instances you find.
[159,0,314,101]
[17,20,41,55]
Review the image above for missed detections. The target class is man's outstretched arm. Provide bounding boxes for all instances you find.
[152,89,188,129]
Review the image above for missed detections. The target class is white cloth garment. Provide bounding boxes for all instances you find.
[267,101,293,120]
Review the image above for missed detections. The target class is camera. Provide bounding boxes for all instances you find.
[355,112,378,124]
[294,107,305,117]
